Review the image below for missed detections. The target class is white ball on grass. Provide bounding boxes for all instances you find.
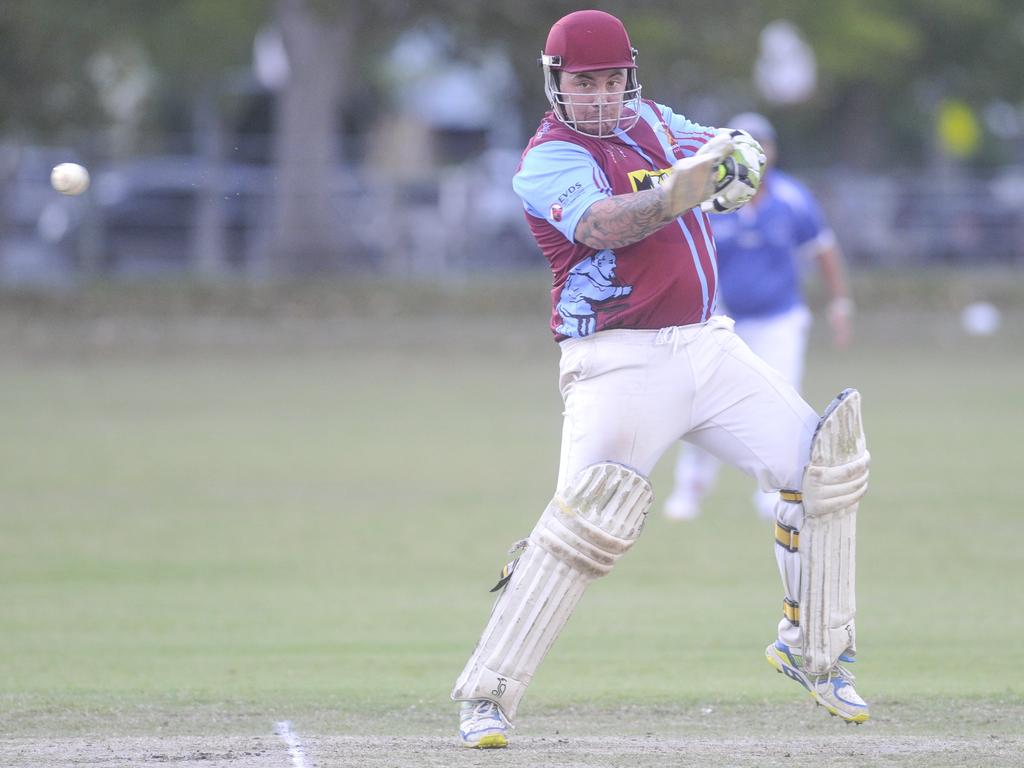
[961,302,1001,336]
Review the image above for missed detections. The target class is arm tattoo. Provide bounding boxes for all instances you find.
[575,189,676,250]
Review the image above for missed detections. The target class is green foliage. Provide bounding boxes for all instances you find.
[0,1,110,136]
[2,1,1023,164]
[0,0,268,140]
[802,1,923,83]
[135,0,268,85]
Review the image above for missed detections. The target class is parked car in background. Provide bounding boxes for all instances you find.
[92,156,271,275]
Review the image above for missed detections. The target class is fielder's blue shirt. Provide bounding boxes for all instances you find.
[712,169,833,320]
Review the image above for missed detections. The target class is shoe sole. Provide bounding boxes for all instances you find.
[765,646,869,724]
[462,733,508,749]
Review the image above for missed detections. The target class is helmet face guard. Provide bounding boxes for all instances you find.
[542,55,642,137]
[540,10,643,138]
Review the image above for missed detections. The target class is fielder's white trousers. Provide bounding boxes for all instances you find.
[557,315,819,499]
[670,305,813,518]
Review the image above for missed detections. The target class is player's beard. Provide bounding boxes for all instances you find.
[571,100,623,136]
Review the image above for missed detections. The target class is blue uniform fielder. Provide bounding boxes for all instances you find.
[715,168,832,322]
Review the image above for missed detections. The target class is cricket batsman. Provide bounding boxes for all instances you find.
[451,10,870,748]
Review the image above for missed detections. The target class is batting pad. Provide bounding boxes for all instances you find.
[800,388,870,676]
[451,462,653,721]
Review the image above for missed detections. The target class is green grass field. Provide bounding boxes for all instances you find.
[1,276,1022,767]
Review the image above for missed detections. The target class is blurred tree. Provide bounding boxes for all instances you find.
[259,0,450,273]
[739,0,1024,167]
[0,0,265,143]
[257,0,354,274]
[442,0,1024,168]
[0,1,114,139]
[3,0,1023,275]
[4,0,1022,165]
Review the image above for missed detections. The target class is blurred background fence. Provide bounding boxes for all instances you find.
[5,143,1023,289]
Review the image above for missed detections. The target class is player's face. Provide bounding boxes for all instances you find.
[561,69,627,136]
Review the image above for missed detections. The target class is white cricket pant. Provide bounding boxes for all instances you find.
[671,305,812,518]
[557,315,818,509]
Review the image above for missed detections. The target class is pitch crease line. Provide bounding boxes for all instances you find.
[274,720,310,768]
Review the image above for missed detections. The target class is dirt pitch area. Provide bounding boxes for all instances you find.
[3,699,1021,768]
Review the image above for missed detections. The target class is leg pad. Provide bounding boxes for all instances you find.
[451,462,652,720]
[800,389,869,675]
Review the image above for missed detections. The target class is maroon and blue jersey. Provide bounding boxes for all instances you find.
[512,100,719,341]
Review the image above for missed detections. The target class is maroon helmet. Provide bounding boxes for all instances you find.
[540,10,642,136]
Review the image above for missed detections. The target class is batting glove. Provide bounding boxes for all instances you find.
[701,129,767,214]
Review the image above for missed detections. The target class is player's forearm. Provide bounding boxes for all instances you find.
[816,242,849,300]
[574,158,720,250]
[575,189,675,250]
[817,241,854,347]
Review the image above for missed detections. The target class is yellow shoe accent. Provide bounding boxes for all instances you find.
[470,733,508,749]
[766,641,870,724]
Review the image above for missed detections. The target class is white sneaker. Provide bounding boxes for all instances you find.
[458,699,509,748]
[765,640,870,723]
[664,495,700,521]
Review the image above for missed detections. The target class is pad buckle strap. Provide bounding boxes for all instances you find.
[780,489,803,503]
[489,539,529,593]
[774,522,800,553]
[783,597,800,626]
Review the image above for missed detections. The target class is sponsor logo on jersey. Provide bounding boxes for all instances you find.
[558,181,583,204]
[628,168,672,192]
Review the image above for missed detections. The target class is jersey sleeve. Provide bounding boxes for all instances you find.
[512,140,611,243]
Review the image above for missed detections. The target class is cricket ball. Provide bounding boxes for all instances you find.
[50,162,90,196]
